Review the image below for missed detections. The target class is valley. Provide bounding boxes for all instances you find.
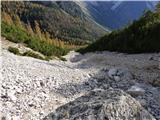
[1,1,160,120]
[1,39,160,120]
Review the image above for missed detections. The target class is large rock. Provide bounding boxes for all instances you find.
[127,84,145,97]
[44,89,155,120]
[108,68,132,81]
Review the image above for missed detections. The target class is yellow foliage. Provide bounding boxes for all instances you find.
[34,21,42,39]
[14,15,23,28]
[26,22,34,36]
[1,12,13,25]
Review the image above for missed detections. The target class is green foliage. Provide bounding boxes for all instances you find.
[78,7,160,54]
[1,1,106,42]
[8,46,21,55]
[1,22,29,43]
[2,21,68,57]
[26,37,68,56]
[22,50,44,60]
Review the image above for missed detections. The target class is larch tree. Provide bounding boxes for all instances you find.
[2,12,13,25]
[34,21,42,40]
[26,21,34,36]
[14,15,23,28]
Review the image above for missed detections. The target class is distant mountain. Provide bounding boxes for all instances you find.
[1,1,107,42]
[79,1,158,30]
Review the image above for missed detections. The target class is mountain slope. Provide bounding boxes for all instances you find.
[79,4,160,53]
[79,1,158,30]
[1,1,107,42]
[2,43,160,119]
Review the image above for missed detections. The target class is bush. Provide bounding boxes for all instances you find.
[1,22,29,43]
[8,46,21,55]
[26,38,68,57]
[22,50,44,60]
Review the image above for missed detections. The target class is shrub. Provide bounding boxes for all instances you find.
[22,50,44,60]
[1,22,29,43]
[8,46,21,55]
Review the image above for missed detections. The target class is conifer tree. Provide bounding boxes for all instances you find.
[44,31,50,40]
[34,21,42,40]
[26,21,34,36]
[14,15,23,28]
[2,12,13,25]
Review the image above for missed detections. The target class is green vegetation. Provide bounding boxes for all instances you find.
[59,56,67,61]
[22,51,44,60]
[7,46,51,60]
[1,1,106,42]
[1,22,28,43]
[78,4,160,54]
[8,46,21,55]
[2,22,68,57]
[1,1,90,59]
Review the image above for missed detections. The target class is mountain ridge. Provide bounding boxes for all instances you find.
[77,1,158,30]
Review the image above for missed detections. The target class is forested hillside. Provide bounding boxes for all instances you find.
[1,16,68,58]
[79,4,160,54]
[1,2,88,58]
[1,1,107,42]
[1,1,106,58]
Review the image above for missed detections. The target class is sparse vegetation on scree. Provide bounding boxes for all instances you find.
[8,47,21,55]
[22,51,45,60]
[78,4,160,54]
[8,46,47,60]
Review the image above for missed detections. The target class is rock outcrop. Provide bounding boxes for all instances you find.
[44,89,155,120]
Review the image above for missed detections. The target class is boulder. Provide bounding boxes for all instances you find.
[108,68,118,79]
[108,68,132,81]
[127,85,145,97]
[44,89,155,120]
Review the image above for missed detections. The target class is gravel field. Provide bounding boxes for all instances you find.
[1,39,160,120]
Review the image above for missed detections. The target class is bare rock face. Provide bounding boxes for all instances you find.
[44,89,155,120]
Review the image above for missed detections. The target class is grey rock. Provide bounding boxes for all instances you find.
[127,85,145,97]
[108,68,132,81]
[108,68,118,79]
[44,89,155,120]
